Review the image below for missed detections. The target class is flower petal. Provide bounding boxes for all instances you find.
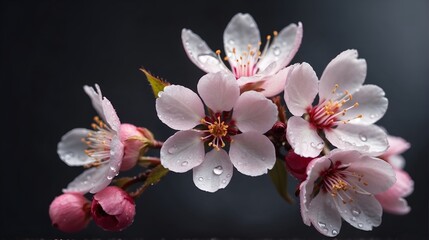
[306,191,342,237]
[334,191,382,231]
[257,22,303,74]
[232,91,278,134]
[84,84,104,120]
[101,94,121,132]
[286,117,324,158]
[223,13,260,68]
[181,29,227,73]
[382,135,410,161]
[229,132,275,176]
[156,85,205,130]
[160,130,205,173]
[325,124,388,156]
[319,50,367,101]
[338,85,388,125]
[376,196,410,215]
[192,149,234,192]
[197,71,239,112]
[259,65,292,97]
[106,135,124,179]
[57,128,95,166]
[284,63,319,116]
[63,164,110,194]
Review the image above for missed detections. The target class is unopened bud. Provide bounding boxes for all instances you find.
[49,193,90,233]
[285,150,315,181]
[119,124,155,171]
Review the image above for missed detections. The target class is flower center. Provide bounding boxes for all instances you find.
[200,114,237,150]
[82,116,114,167]
[308,84,362,129]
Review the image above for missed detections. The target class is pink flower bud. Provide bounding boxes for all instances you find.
[119,124,155,171]
[285,150,315,181]
[91,186,135,231]
[49,193,90,233]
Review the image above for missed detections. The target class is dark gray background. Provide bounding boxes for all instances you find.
[1,0,428,239]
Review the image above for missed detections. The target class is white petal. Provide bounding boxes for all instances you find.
[308,192,342,237]
[334,191,382,231]
[83,85,104,119]
[192,149,234,192]
[181,29,227,73]
[319,50,367,101]
[232,91,278,134]
[286,117,325,158]
[229,132,275,176]
[101,95,121,132]
[106,135,124,179]
[339,85,388,125]
[197,71,239,112]
[259,65,291,97]
[156,85,205,130]
[325,124,388,156]
[223,13,260,68]
[160,130,205,173]
[63,164,110,194]
[257,22,303,74]
[57,128,95,166]
[284,63,319,116]
[388,155,406,169]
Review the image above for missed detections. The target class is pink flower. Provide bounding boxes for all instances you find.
[156,71,278,192]
[300,150,395,237]
[49,193,90,233]
[182,13,302,97]
[58,85,151,193]
[284,50,389,158]
[376,136,414,215]
[91,186,136,231]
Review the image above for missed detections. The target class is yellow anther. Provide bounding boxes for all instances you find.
[332,84,339,93]
[273,30,278,37]
[215,49,221,55]
[266,35,271,40]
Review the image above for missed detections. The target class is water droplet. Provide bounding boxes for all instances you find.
[228,39,235,45]
[213,166,223,175]
[318,221,326,228]
[316,142,324,149]
[273,46,281,56]
[181,161,188,166]
[107,175,113,180]
[110,166,116,172]
[221,179,227,184]
[168,146,178,154]
[198,177,204,182]
[226,174,231,178]
[352,209,360,216]
[332,229,338,235]
[198,54,219,64]
[358,223,363,228]
[358,133,367,142]
[310,142,317,148]
[351,216,357,222]
[369,114,376,119]
[185,41,189,46]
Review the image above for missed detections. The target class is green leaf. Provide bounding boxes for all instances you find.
[140,68,170,98]
[144,164,169,187]
[268,158,294,204]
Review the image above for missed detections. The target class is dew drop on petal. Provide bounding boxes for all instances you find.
[181,161,188,166]
[310,142,317,148]
[352,209,361,216]
[318,221,326,228]
[221,179,227,184]
[213,166,223,175]
[316,142,324,150]
[358,223,363,228]
[370,114,376,119]
[273,46,281,56]
[198,177,204,182]
[198,54,219,65]
[228,39,235,45]
[351,216,357,222]
[358,133,368,142]
[168,146,178,154]
[332,229,338,235]
[107,175,113,180]
[185,40,189,46]
[226,174,231,178]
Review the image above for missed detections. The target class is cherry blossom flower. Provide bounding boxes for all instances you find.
[284,50,389,158]
[91,186,136,231]
[182,13,302,97]
[300,149,395,237]
[376,136,414,215]
[49,193,91,233]
[156,71,278,192]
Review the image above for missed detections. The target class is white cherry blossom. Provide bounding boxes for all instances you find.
[284,50,389,158]
[182,13,302,97]
[156,71,278,192]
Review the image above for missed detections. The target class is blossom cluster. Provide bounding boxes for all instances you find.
[49,13,413,237]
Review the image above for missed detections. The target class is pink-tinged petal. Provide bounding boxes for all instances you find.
[286,117,324,158]
[284,63,319,116]
[329,150,395,194]
[160,130,205,173]
[101,95,121,132]
[64,164,110,194]
[382,135,411,160]
[105,135,123,180]
[306,191,342,237]
[334,191,382,231]
[84,85,104,120]
[232,91,278,134]
[229,132,275,176]
[197,71,239,112]
[319,50,367,101]
[388,155,406,169]
[192,149,234,192]
[156,85,205,131]
[58,128,95,166]
[223,13,260,68]
[257,22,303,74]
[376,168,414,215]
[325,124,388,156]
[181,29,227,73]
[338,85,388,125]
[259,65,291,97]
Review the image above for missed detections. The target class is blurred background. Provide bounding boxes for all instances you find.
[1,0,428,239]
